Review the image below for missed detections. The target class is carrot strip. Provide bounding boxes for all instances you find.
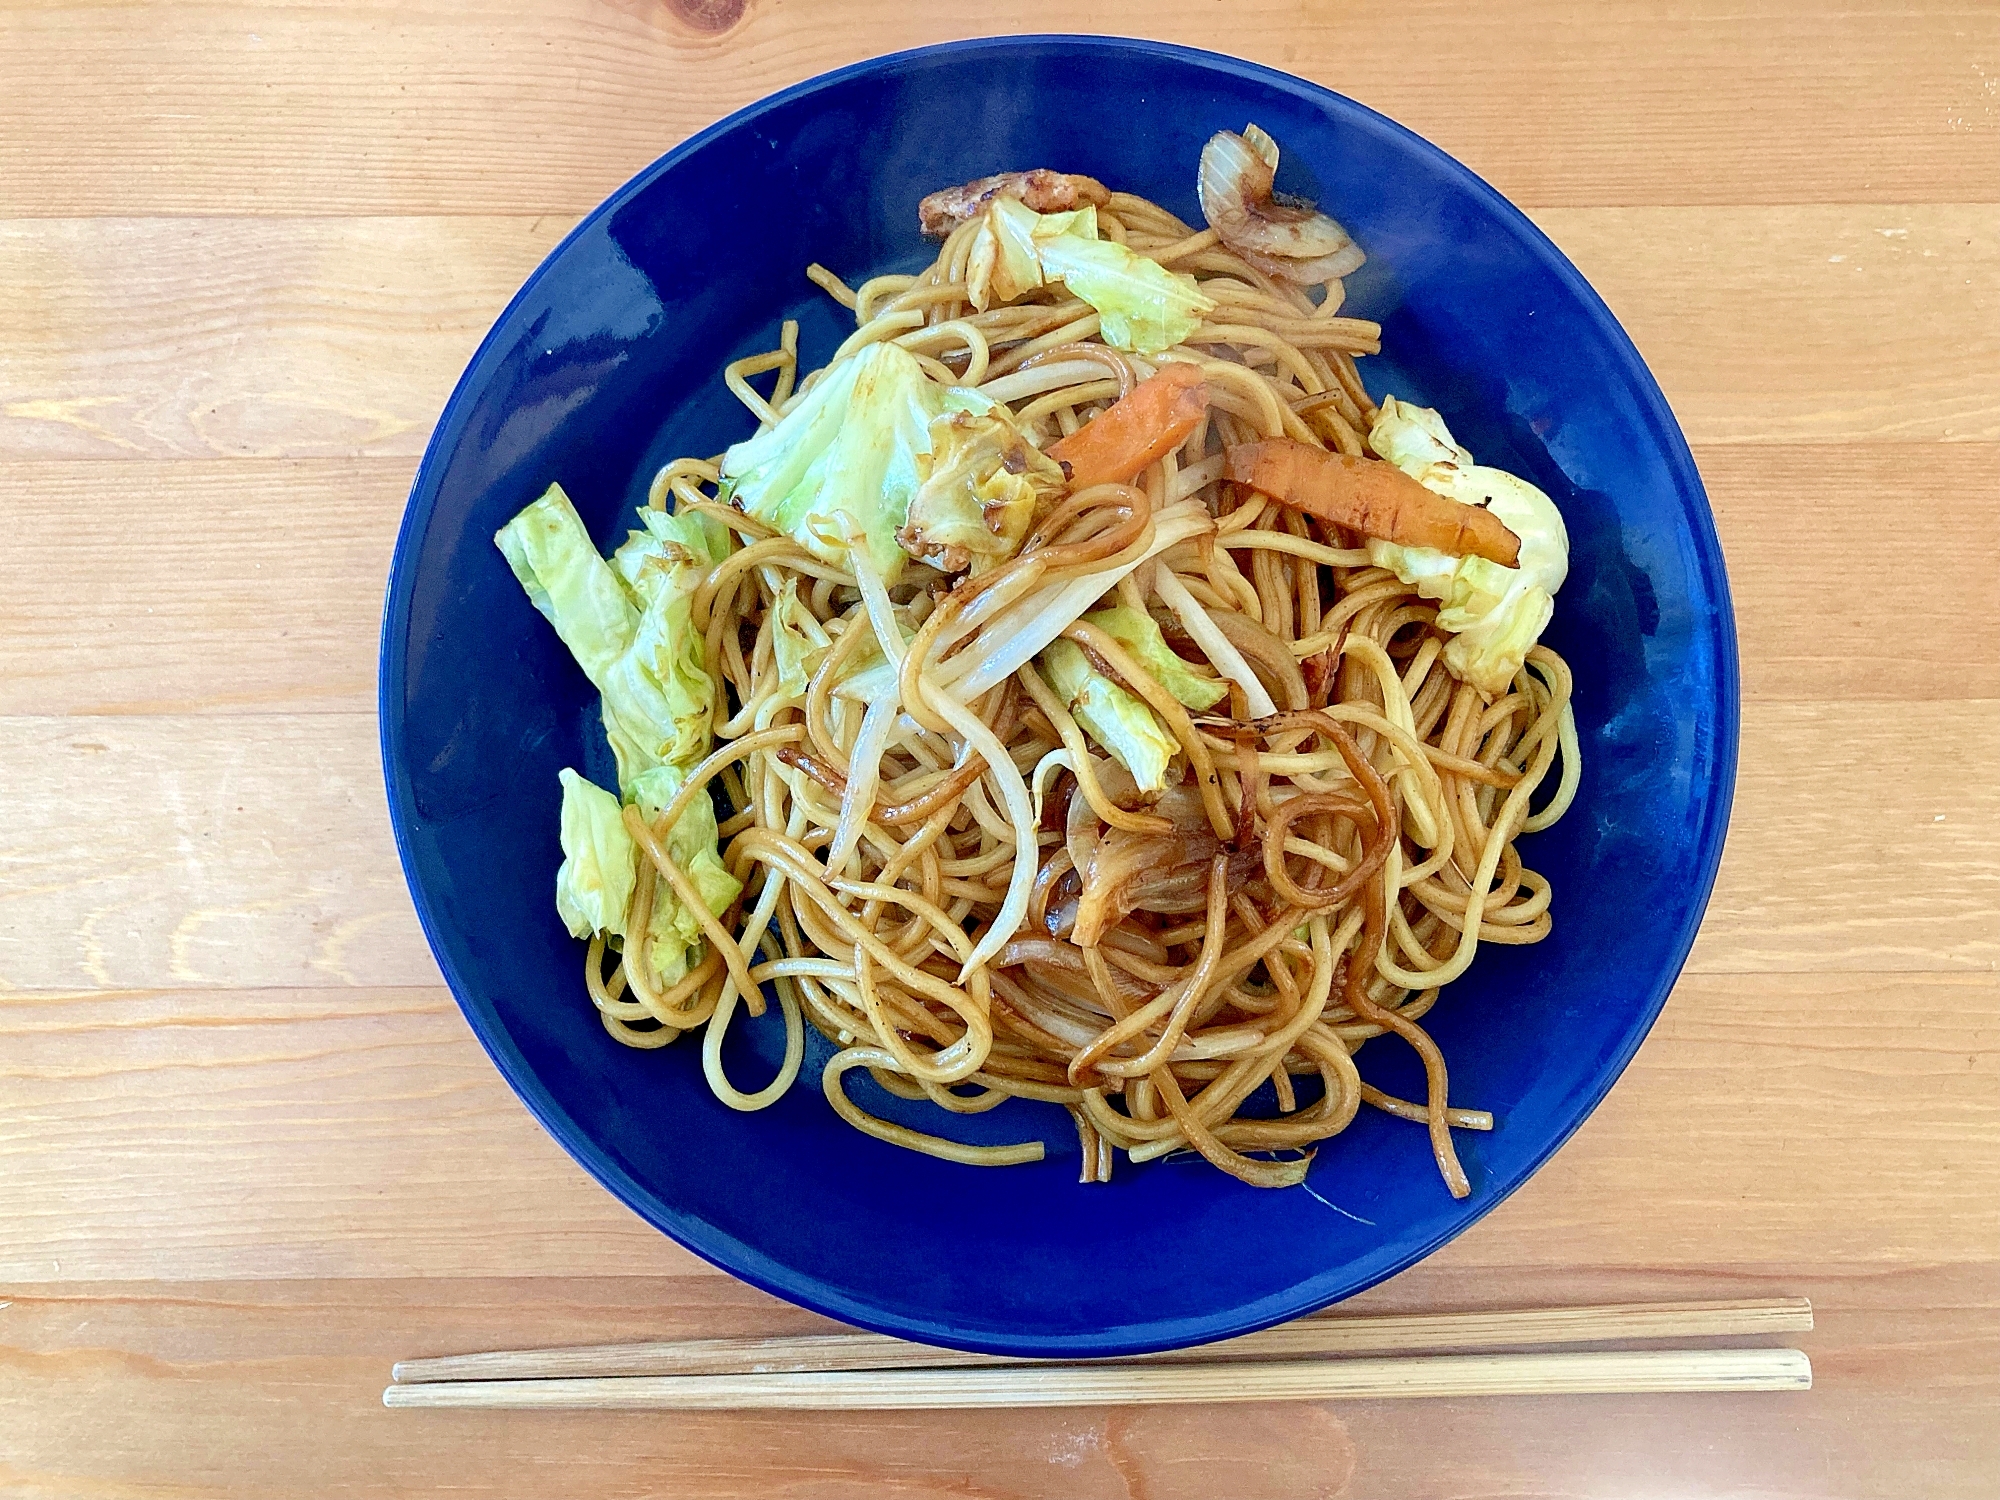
[1047,364,1209,491]
[1222,439,1520,566]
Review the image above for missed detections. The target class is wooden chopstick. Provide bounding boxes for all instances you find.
[391,1296,1812,1384]
[384,1347,1812,1409]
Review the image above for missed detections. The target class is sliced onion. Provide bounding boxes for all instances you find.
[1239,241,1369,286]
[1068,769,1230,947]
[1198,128,1366,285]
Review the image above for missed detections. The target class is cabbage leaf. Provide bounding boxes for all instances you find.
[721,341,945,583]
[897,407,1067,576]
[966,197,1214,354]
[1081,605,1228,710]
[1041,638,1179,793]
[1366,397,1569,698]
[554,769,638,941]
[498,484,738,986]
[495,483,638,686]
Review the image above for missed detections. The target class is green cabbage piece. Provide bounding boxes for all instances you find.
[1035,234,1214,354]
[897,408,1067,576]
[1365,398,1570,699]
[1368,394,1473,472]
[597,519,719,790]
[1439,582,1554,700]
[498,484,738,985]
[971,198,1099,307]
[1041,638,1179,793]
[627,764,745,985]
[495,483,719,786]
[1081,606,1228,710]
[769,575,832,701]
[967,197,1215,354]
[830,651,897,707]
[720,341,946,583]
[556,767,743,985]
[941,386,1001,418]
[554,768,638,941]
[495,483,638,685]
[613,505,726,603]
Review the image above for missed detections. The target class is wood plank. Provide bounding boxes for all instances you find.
[0,1265,1991,1499]
[1533,203,2000,445]
[3,206,1994,460]
[1701,443,2000,702]
[0,460,404,716]
[0,987,697,1281]
[1690,702,2000,973]
[0,714,440,993]
[1,703,1991,996]
[1477,973,2000,1266]
[0,217,560,461]
[2,974,1991,1280]
[3,443,1991,719]
[1,2,1995,219]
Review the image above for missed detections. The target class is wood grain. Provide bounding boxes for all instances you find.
[2,3,1995,218]
[1537,204,2000,445]
[1700,443,2000,701]
[1692,701,2000,973]
[0,461,405,716]
[5,208,1994,461]
[0,985,694,1281]
[5,1,1998,1493]
[0,715,437,993]
[0,217,560,461]
[0,1267,1991,1499]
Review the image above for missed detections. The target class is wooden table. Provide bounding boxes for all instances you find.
[3,4,1996,1495]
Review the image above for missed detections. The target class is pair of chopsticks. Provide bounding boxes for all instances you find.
[384,1296,1812,1409]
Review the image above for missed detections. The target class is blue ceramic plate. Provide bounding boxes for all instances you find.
[380,36,1736,1357]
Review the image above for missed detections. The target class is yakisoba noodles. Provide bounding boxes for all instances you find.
[496,131,1580,1194]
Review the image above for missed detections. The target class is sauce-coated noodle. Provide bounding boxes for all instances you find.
[588,184,1578,1194]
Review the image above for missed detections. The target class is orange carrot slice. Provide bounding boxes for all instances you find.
[1223,439,1521,567]
[1047,363,1209,491]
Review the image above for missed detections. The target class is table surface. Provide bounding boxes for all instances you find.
[3,3,1997,1496]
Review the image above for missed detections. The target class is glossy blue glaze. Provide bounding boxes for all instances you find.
[380,36,1736,1357]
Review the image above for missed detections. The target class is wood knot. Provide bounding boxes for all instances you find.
[666,0,745,33]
